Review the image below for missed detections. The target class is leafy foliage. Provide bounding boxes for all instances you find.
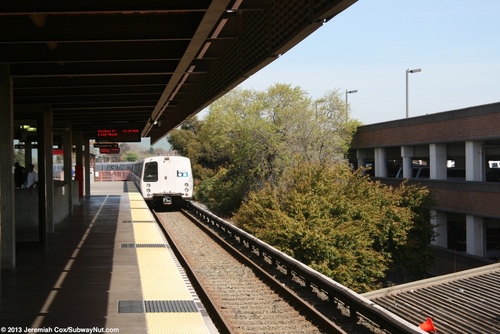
[388,183,435,281]
[233,161,434,292]
[122,151,139,162]
[168,84,359,215]
[167,84,435,290]
[168,117,211,183]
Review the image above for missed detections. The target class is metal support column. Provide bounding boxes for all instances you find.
[0,64,15,271]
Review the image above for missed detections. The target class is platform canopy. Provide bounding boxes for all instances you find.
[2,0,355,143]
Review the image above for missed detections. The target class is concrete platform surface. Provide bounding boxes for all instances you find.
[0,181,216,334]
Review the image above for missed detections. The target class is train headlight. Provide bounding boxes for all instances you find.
[146,188,151,193]
[146,183,151,187]
[184,183,189,187]
[185,188,189,192]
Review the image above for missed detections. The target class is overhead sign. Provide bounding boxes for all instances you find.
[52,126,71,132]
[95,127,141,142]
[94,142,119,148]
[100,147,121,154]
[15,144,39,149]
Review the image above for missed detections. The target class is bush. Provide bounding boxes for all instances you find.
[233,161,434,292]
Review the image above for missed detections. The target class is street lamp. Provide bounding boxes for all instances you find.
[406,68,421,118]
[345,89,358,111]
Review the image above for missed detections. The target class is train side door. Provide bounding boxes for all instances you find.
[161,158,176,192]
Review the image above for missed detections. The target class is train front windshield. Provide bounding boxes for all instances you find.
[143,161,158,182]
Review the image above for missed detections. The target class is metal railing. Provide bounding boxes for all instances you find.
[93,170,130,182]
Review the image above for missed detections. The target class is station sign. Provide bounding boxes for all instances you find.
[100,147,121,154]
[95,127,141,142]
[94,142,119,148]
[15,144,39,149]
[52,126,71,132]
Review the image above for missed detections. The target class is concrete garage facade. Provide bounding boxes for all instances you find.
[350,102,500,261]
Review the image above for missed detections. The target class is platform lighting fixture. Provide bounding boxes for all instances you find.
[345,89,358,111]
[20,124,36,132]
[148,106,165,132]
[406,68,421,118]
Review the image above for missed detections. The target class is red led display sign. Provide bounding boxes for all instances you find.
[100,147,121,154]
[95,127,141,142]
[94,142,119,148]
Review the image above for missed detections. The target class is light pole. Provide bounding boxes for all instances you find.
[406,68,421,118]
[345,89,358,111]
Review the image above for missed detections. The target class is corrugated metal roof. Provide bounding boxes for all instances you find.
[363,263,500,333]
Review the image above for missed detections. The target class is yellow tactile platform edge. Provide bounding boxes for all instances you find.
[135,248,192,300]
[146,314,212,334]
[133,223,165,244]
[131,208,155,222]
[127,184,211,334]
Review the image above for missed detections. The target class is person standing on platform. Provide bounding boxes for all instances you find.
[14,162,25,188]
[25,164,38,189]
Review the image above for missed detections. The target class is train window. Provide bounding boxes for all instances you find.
[143,161,158,182]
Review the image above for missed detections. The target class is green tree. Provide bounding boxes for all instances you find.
[14,149,26,165]
[388,183,435,281]
[120,143,131,153]
[167,84,434,289]
[192,89,261,212]
[122,151,139,162]
[305,90,362,162]
[189,84,359,215]
[168,116,213,185]
[168,116,203,159]
[233,161,434,293]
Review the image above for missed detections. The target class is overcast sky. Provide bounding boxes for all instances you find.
[238,0,500,125]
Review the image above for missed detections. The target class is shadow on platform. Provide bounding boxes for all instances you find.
[1,188,145,331]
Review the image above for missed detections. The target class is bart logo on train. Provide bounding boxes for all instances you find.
[177,170,189,177]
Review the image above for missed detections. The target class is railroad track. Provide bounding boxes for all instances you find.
[153,208,356,334]
[153,202,422,334]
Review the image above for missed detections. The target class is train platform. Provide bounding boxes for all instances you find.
[0,181,218,334]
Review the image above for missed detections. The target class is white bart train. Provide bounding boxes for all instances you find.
[129,155,193,208]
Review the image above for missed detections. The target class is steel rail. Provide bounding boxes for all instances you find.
[180,207,347,334]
